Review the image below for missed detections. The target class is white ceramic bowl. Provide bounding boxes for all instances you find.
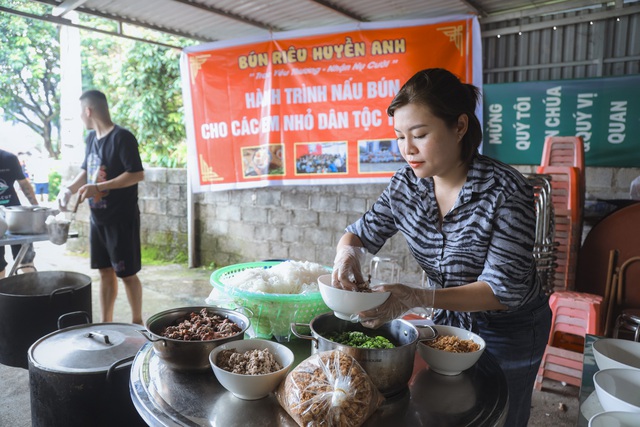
[317,274,390,321]
[416,325,486,376]
[589,411,640,427]
[209,339,294,400]
[593,338,640,371]
[593,368,640,413]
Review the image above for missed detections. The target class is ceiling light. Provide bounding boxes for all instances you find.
[497,34,501,38]
[518,31,522,35]
[553,26,557,30]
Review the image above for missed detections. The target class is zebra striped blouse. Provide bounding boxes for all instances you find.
[346,154,543,330]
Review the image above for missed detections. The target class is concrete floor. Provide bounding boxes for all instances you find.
[0,240,580,426]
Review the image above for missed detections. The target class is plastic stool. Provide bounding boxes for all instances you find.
[549,291,602,336]
[534,291,603,390]
[535,345,583,389]
[613,309,640,342]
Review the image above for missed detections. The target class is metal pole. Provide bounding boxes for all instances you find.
[187,166,196,268]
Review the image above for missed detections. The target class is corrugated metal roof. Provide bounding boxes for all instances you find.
[66,0,476,42]
[22,0,609,44]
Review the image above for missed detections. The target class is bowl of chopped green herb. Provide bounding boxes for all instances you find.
[326,331,395,349]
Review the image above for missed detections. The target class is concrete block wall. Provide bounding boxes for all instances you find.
[67,167,190,261]
[194,182,416,277]
[67,165,639,283]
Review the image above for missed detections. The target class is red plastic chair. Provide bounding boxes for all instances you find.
[536,166,581,222]
[540,136,585,175]
[534,291,602,390]
[540,136,585,209]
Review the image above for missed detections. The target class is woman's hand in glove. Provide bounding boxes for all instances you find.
[359,284,431,329]
[331,245,367,291]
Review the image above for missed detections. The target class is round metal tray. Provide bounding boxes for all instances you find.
[130,340,508,426]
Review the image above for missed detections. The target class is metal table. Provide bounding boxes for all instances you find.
[130,340,508,426]
[0,232,49,276]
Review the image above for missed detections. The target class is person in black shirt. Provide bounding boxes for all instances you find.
[58,90,145,324]
[0,149,39,277]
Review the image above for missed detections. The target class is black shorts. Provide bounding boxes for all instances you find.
[90,214,141,278]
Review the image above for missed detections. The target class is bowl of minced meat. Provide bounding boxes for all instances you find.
[417,325,486,376]
[209,339,294,400]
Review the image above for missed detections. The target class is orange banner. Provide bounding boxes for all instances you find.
[181,16,481,192]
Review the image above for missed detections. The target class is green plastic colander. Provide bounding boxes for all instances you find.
[210,261,331,339]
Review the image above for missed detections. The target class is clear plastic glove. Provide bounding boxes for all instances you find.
[359,284,433,329]
[331,245,367,291]
[57,187,72,211]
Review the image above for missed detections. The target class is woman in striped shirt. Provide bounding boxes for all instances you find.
[332,68,551,427]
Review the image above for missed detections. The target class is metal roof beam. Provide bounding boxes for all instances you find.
[458,0,488,17]
[169,0,282,31]
[0,5,184,50]
[308,0,369,22]
[31,0,210,42]
[480,0,609,23]
[51,0,88,17]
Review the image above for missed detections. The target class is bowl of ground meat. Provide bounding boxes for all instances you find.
[417,325,485,376]
[142,306,251,371]
[209,339,294,400]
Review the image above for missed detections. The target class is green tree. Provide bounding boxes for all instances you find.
[81,26,188,167]
[0,0,60,158]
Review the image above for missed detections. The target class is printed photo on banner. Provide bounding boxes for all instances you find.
[358,139,405,173]
[241,144,285,178]
[295,142,348,175]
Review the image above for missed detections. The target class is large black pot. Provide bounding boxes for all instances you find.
[0,271,92,368]
[28,315,147,427]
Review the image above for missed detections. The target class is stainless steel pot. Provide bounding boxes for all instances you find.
[1,205,52,234]
[291,313,421,396]
[28,318,147,427]
[140,306,250,371]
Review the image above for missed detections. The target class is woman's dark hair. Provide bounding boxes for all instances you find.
[387,68,482,166]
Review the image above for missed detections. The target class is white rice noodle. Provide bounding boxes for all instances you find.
[223,260,327,294]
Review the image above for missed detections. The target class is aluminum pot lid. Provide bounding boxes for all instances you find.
[28,322,147,373]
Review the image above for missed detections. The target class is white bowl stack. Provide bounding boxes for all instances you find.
[589,338,640,424]
[593,338,640,370]
[593,368,640,413]
[588,411,640,427]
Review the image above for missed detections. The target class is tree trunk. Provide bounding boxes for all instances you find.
[42,120,58,158]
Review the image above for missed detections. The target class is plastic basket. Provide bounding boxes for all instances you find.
[209,261,331,340]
